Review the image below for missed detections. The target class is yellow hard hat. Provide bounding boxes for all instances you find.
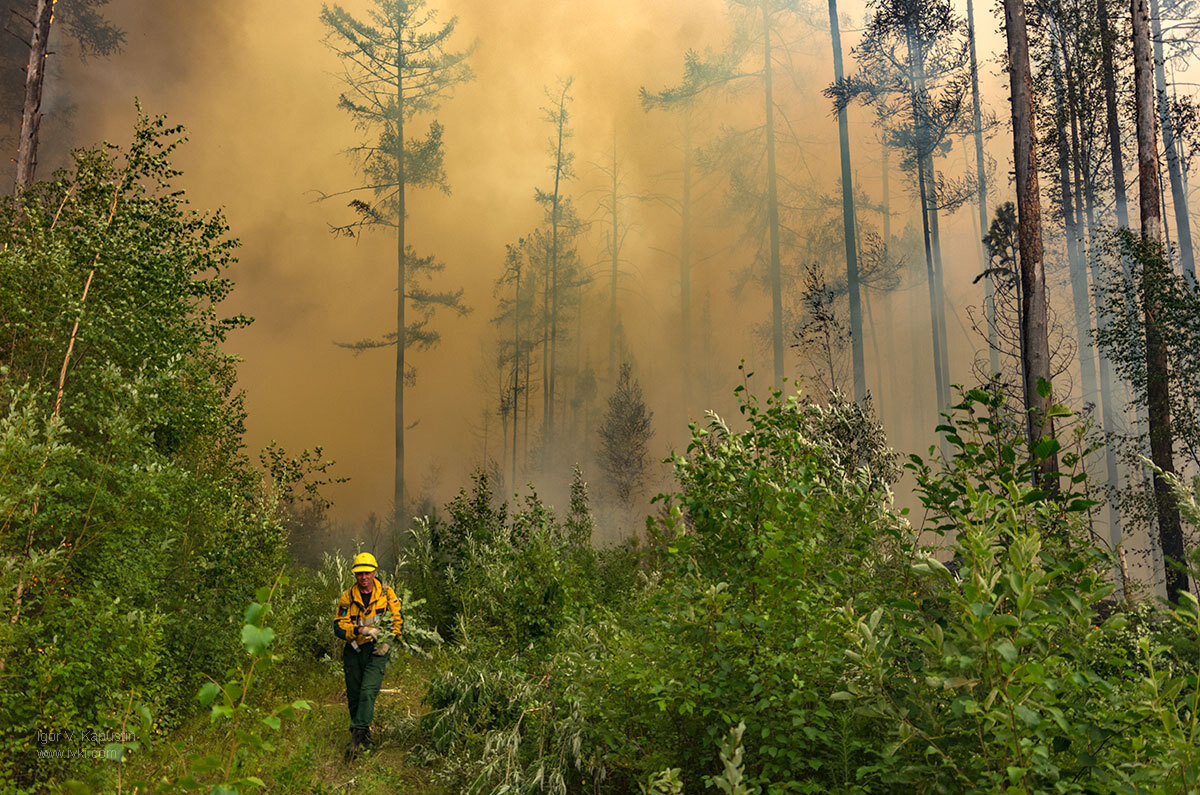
[351,552,378,573]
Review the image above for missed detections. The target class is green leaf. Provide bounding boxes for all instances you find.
[1047,403,1072,418]
[1014,704,1040,726]
[197,682,221,707]
[254,586,271,603]
[241,623,275,656]
[261,715,281,730]
[244,601,268,626]
[994,639,1018,663]
[1036,378,1052,398]
[1032,438,1061,460]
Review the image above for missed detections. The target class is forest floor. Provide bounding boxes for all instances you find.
[84,654,448,794]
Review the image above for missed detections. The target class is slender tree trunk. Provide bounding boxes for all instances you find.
[968,0,1000,378]
[548,102,566,452]
[512,262,521,492]
[1149,0,1194,282]
[1071,21,1125,578]
[395,64,407,516]
[523,342,530,470]
[907,26,947,415]
[926,158,952,406]
[762,1,784,385]
[829,0,865,401]
[680,120,693,407]
[542,255,549,457]
[1132,0,1189,601]
[917,155,947,412]
[1051,38,1099,408]
[912,31,951,406]
[1099,0,1131,230]
[856,205,884,411]
[14,0,55,192]
[1101,0,1153,506]
[609,138,620,383]
[1004,0,1058,484]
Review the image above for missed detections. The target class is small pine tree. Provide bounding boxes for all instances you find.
[598,362,654,507]
[563,465,594,547]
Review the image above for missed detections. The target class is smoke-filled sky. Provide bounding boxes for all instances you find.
[45,0,1169,532]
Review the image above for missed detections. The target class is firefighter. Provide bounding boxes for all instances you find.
[333,551,403,758]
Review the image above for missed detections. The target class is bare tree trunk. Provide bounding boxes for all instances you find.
[1073,10,1125,581]
[512,261,521,493]
[680,118,693,408]
[829,0,865,401]
[1101,0,1154,510]
[1149,0,1194,282]
[1099,0,1131,230]
[917,155,947,412]
[907,25,948,416]
[968,0,999,378]
[926,156,952,405]
[1004,0,1058,485]
[1132,0,1189,601]
[762,1,784,385]
[911,31,951,407]
[547,97,566,451]
[395,63,407,517]
[542,257,549,458]
[609,137,619,384]
[15,0,54,191]
[1051,38,1099,408]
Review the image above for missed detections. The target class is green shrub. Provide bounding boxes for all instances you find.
[0,112,289,789]
[412,381,1200,794]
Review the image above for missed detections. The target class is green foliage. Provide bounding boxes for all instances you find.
[410,380,1200,793]
[0,113,294,789]
[598,362,655,507]
[414,384,904,792]
[170,574,312,792]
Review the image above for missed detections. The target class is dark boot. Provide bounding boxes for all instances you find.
[344,728,365,761]
[360,727,373,751]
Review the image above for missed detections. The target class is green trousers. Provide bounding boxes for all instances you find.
[343,645,388,730]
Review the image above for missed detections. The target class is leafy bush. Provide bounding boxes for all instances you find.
[0,112,292,789]
[413,382,1200,794]
[839,386,1199,792]
[414,385,907,792]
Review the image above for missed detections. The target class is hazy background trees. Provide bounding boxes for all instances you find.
[23,0,1200,600]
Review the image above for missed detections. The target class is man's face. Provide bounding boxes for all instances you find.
[354,569,376,593]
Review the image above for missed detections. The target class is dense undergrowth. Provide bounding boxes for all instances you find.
[4,117,1199,794]
[0,114,309,792]
[399,385,1199,793]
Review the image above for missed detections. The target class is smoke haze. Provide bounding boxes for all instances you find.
[47,0,1075,544]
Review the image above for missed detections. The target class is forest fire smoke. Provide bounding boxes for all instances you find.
[42,0,1172,580]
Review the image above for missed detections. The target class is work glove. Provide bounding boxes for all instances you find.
[358,626,381,641]
[372,642,391,656]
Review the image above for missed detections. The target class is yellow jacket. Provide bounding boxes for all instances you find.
[334,579,403,650]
